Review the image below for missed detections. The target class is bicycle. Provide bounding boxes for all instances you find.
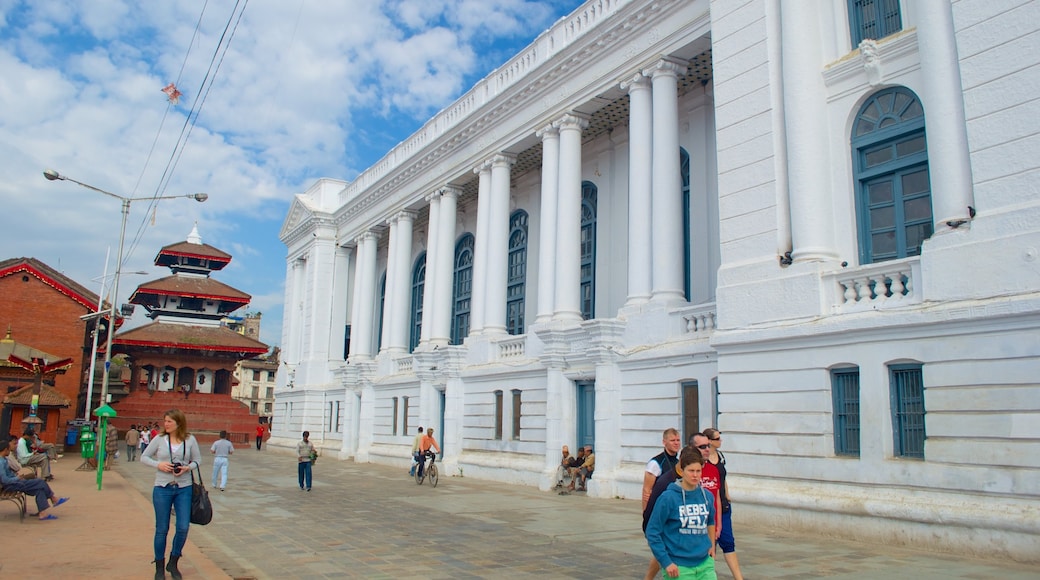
[414,451,439,487]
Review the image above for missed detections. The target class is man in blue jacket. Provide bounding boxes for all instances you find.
[645,446,716,579]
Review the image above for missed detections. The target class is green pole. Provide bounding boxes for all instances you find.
[96,417,106,490]
[93,404,117,490]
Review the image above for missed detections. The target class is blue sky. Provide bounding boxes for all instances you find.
[0,0,581,348]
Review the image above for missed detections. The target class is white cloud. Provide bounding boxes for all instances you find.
[1,0,578,350]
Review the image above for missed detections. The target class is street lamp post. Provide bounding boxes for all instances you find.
[81,266,148,420]
[44,169,208,411]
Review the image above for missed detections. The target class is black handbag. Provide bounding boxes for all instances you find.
[190,466,213,525]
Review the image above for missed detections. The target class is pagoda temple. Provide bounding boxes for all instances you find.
[109,226,268,439]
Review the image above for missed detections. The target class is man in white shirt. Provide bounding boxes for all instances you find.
[17,428,52,480]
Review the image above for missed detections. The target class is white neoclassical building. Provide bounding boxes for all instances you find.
[276,0,1040,561]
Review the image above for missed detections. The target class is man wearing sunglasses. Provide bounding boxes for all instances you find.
[693,433,722,540]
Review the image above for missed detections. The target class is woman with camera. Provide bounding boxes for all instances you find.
[141,409,202,580]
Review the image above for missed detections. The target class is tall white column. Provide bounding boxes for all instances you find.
[328,244,353,361]
[781,1,838,262]
[916,0,974,227]
[553,113,590,322]
[419,193,441,345]
[347,245,362,359]
[470,162,492,335]
[622,72,653,305]
[432,186,459,344]
[535,125,560,323]
[291,257,307,362]
[485,154,516,335]
[390,211,416,352]
[646,57,688,303]
[379,218,398,353]
[281,259,298,366]
[353,231,379,359]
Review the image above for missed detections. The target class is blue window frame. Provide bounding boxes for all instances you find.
[831,368,861,457]
[451,233,475,344]
[852,87,931,264]
[507,210,529,335]
[848,0,902,47]
[377,271,386,352]
[580,181,597,320]
[890,363,925,459]
[681,148,691,301]
[409,252,426,352]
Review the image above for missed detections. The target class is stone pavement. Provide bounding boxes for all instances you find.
[3,446,1038,579]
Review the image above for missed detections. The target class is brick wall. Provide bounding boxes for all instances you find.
[0,272,93,443]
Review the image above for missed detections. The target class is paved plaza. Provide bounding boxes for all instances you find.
[2,446,1037,579]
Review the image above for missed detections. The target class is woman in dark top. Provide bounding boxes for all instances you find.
[704,428,744,580]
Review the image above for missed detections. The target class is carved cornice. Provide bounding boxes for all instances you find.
[327,0,687,240]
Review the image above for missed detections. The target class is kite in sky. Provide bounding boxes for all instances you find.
[161,82,183,105]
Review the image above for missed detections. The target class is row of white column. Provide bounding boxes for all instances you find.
[344,56,695,359]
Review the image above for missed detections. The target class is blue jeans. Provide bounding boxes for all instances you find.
[416,451,435,478]
[152,483,192,561]
[298,460,312,489]
[213,457,229,488]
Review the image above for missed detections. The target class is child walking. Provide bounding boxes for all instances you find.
[645,446,717,579]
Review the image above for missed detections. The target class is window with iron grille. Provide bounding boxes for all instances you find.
[392,397,399,435]
[848,0,902,47]
[493,390,503,440]
[402,396,409,436]
[831,368,861,456]
[511,389,522,440]
[507,210,528,335]
[890,364,925,458]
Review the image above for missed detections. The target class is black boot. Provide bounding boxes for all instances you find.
[153,559,166,580]
[166,555,182,580]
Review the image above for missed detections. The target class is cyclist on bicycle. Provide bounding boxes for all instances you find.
[416,427,441,479]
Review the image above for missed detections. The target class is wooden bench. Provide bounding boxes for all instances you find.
[0,482,28,522]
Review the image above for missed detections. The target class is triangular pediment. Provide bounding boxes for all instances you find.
[279,195,317,241]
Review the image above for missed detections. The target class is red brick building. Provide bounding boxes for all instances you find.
[0,258,105,443]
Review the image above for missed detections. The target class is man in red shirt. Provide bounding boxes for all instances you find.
[255,424,266,451]
[693,433,722,536]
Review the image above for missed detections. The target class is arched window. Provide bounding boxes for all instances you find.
[851,87,931,264]
[581,181,597,320]
[409,252,426,352]
[451,233,475,344]
[680,148,691,301]
[507,210,529,335]
[377,271,386,352]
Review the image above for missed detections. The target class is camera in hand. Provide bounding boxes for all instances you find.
[171,462,184,473]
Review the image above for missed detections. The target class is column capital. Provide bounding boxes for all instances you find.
[553,112,590,132]
[643,56,688,79]
[472,159,492,175]
[619,71,650,92]
[425,190,441,203]
[355,230,380,245]
[490,153,517,168]
[387,209,417,225]
[536,123,559,140]
[440,184,463,199]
